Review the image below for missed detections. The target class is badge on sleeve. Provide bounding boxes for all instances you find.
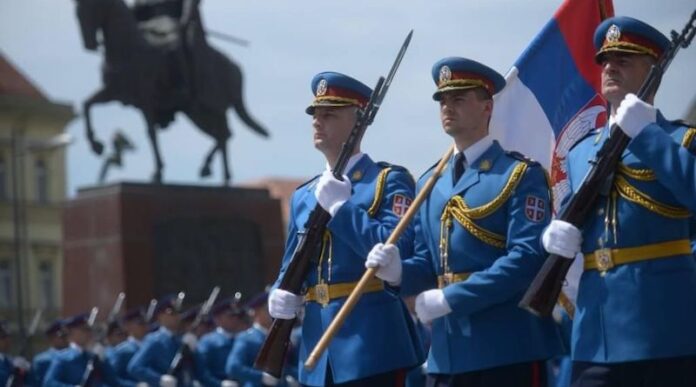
[524,195,546,222]
[392,194,413,217]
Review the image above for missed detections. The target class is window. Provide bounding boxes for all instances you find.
[39,261,55,309]
[0,261,14,308]
[0,155,6,200]
[35,158,49,203]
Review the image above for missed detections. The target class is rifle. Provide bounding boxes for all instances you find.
[305,145,454,369]
[93,293,125,350]
[81,290,124,387]
[145,298,158,323]
[79,307,100,387]
[5,309,42,387]
[167,287,220,375]
[519,12,696,317]
[254,30,414,378]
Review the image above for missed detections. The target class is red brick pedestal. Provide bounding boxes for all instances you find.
[62,182,285,314]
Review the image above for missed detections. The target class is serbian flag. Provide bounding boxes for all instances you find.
[490,0,614,211]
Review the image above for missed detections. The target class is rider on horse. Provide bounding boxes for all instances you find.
[132,0,205,101]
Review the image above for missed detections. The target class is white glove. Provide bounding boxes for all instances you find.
[542,220,582,259]
[222,380,240,387]
[285,375,300,387]
[314,171,351,216]
[12,356,30,371]
[365,243,402,285]
[261,372,279,386]
[415,289,452,324]
[268,288,303,320]
[615,93,656,138]
[91,343,105,359]
[182,332,197,350]
[159,374,177,387]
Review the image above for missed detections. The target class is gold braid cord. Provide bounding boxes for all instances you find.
[616,163,656,181]
[367,167,392,217]
[682,128,696,150]
[439,79,490,90]
[617,127,696,182]
[441,162,529,249]
[313,95,362,106]
[601,41,659,58]
[613,175,691,219]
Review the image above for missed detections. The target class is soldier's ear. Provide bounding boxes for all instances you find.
[483,99,494,116]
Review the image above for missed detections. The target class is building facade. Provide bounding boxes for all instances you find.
[0,53,73,334]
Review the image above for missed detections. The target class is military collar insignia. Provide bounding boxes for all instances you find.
[479,159,492,172]
[606,24,621,43]
[439,65,452,84]
[351,170,363,181]
[316,79,328,96]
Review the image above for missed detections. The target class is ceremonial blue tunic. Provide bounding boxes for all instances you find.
[43,346,117,387]
[401,140,564,374]
[565,114,696,363]
[127,328,188,386]
[405,319,430,387]
[274,154,424,386]
[32,348,60,386]
[224,325,267,387]
[106,338,140,387]
[195,328,235,387]
[0,355,13,386]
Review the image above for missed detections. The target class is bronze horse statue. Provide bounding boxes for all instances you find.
[75,0,269,184]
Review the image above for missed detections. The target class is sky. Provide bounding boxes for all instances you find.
[1,0,694,197]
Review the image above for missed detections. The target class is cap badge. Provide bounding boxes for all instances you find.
[606,24,621,43]
[316,79,328,96]
[439,65,452,84]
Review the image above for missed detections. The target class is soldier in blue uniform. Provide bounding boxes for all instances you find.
[541,16,696,386]
[267,71,424,386]
[32,319,68,386]
[195,296,248,387]
[106,307,149,387]
[43,311,118,387]
[0,321,16,386]
[366,57,564,387]
[403,296,430,387]
[127,294,191,387]
[103,320,127,362]
[0,321,32,386]
[226,291,282,387]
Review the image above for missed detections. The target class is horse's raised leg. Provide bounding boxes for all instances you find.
[183,106,232,185]
[83,88,112,155]
[142,112,164,183]
[219,140,231,185]
[200,143,218,178]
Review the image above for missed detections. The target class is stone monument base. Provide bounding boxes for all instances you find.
[62,182,285,314]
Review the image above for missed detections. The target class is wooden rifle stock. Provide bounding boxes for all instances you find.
[254,30,414,378]
[519,11,696,317]
[254,207,330,377]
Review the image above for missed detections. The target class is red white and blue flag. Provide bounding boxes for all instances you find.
[490,0,614,211]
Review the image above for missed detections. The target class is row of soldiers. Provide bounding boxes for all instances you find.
[0,290,301,386]
[3,11,693,387]
[262,13,696,387]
